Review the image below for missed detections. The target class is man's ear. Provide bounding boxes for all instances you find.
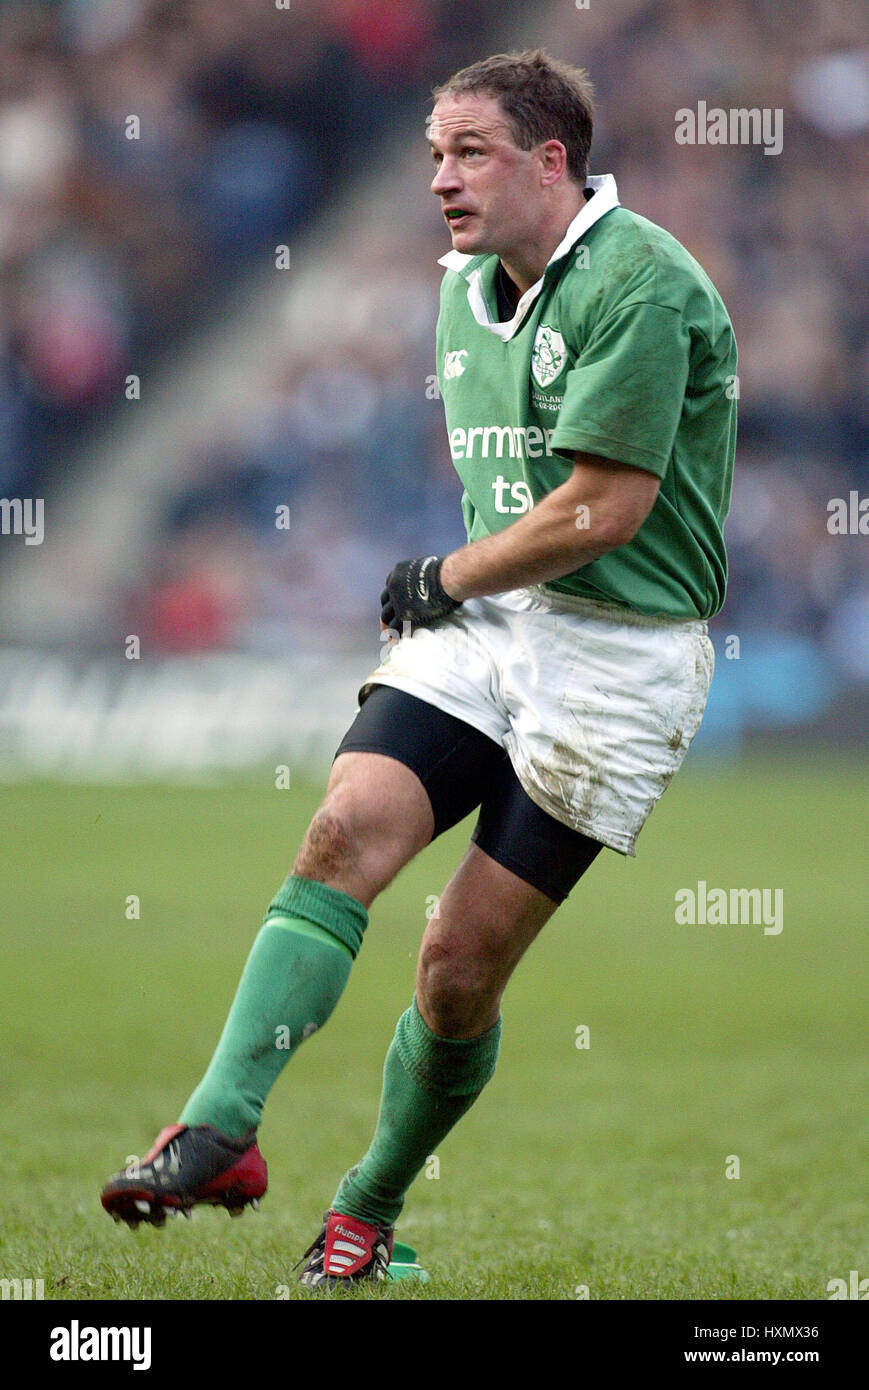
[539,139,569,187]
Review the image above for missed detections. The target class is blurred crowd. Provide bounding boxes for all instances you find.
[0,0,494,497]
[1,0,867,700]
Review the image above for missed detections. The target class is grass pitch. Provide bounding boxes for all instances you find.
[1,760,865,1300]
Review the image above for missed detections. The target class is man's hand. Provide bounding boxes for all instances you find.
[380,556,461,634]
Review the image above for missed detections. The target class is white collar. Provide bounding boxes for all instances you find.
[437,174,620,340]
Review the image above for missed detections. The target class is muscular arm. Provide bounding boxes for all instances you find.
[439,452,661,601]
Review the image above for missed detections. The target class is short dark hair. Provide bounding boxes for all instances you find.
[432,48,594,184]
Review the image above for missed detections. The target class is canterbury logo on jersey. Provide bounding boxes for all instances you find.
[443,349,468,379]
[448,423,556,461]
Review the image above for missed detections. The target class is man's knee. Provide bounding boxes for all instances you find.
[293,802,357,883]
[293,787,384,900]
[416,933,503,1037]
[292,753,434,905]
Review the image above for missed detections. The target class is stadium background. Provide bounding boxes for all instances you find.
[1,0,866,1302]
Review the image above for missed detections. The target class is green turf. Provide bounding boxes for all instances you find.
[1,760,865,1300]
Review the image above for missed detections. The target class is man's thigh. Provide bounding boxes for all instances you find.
[335,685,603,903]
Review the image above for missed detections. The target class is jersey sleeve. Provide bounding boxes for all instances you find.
[549,300,691,478]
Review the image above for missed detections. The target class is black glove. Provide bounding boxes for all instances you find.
[380,555,461,634]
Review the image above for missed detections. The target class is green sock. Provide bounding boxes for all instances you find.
[333,997,501,1227]
[179,876,367,1138]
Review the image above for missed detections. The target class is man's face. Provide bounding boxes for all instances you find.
[428,92,546,259]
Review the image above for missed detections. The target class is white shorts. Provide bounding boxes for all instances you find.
[362,587,714,856]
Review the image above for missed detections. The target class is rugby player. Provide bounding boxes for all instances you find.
[101,49,736,1288]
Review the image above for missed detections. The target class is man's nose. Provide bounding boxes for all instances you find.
[431,159,460,196]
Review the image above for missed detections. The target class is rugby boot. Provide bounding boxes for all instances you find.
[296,1209,394,1289]
[101,1123,266,1227]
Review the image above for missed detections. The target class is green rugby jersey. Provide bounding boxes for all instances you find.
[435,175,737,618]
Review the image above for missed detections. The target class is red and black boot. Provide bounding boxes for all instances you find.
[101,1123,267,1227]
[296,1210,394,1288]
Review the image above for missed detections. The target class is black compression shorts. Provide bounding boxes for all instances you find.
[333,684,603,903]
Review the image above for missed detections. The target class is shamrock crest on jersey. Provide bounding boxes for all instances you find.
[530,324,567,388]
